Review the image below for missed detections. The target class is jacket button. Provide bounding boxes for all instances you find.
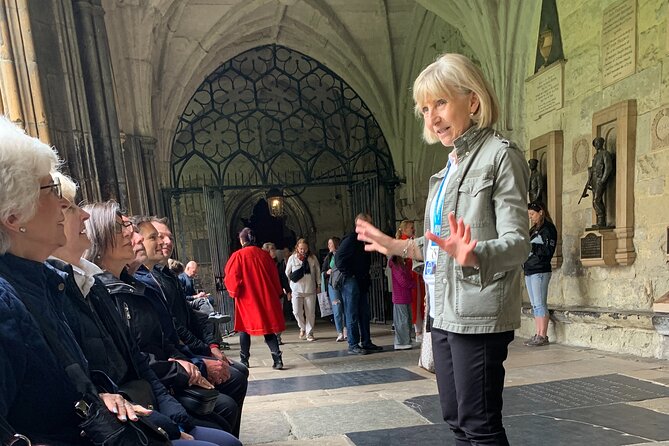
[58,283,65,291]
[442,279,447,284]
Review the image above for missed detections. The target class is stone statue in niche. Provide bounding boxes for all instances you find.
[579,137,614,228]
[528,158,544,204]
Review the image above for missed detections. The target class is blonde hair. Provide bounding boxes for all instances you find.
[395,220,414,239]
[413,53,499,144]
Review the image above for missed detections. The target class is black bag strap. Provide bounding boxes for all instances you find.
[0,414,30,446]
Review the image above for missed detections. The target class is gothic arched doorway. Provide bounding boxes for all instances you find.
[163,44,397,322]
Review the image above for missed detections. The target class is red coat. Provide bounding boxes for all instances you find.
[224,245,286,335]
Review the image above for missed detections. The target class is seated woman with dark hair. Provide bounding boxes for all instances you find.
[0,117,137,445]
[47,173,241,446]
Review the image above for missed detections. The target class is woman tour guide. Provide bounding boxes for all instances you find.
[355,53,530,445]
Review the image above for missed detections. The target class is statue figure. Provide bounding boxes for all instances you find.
[528,158,544,203]
[579,137,613,228]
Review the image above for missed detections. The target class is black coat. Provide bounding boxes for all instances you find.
[96,269,191,391]
[523,220,558,275]
[47,259,192,437]
[335,232,371,292]
[153,264,216,356]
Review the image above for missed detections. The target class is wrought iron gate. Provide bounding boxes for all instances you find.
[351,176,389,324]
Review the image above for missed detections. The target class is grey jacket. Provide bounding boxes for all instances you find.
[416,126,530,334]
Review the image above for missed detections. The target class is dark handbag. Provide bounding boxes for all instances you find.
[118,379,156,410]
[329,266,345,290]
[0,414,32,446]
[76,398,170,446]
[289,264,305,282]
[174,386,219,416]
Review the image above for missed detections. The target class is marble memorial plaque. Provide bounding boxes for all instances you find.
[581,232,602,259]
[602,0,636,86]
[526,61,564,119]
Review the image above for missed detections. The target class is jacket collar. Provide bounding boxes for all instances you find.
[95,269,145,297]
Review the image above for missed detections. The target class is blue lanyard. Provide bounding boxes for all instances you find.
[431,160,451,244]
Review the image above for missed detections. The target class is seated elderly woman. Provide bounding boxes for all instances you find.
[0,117,139,444]
[47,173,241,446]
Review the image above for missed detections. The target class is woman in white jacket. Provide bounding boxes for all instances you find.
[285,238,321,341]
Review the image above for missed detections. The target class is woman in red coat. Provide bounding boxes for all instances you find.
[224,228,286,370]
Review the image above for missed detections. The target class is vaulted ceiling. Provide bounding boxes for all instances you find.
[101,0,539,187]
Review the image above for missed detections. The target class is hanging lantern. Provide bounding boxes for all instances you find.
[266,187,284,217]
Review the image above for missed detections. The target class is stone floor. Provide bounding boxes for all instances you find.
[231,321,669,446]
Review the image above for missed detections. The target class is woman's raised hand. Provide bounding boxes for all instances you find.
[425,212,479,268]
[355,219,401,256]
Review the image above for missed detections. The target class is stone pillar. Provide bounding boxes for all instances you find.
[72,0,127,205]
[0,0,50,140]
[119,133,163,216]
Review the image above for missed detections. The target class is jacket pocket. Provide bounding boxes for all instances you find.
[457,167,495,227]
[454,269,506,319]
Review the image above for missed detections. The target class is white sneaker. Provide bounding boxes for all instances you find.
[415,334,423,343]
[336,333,345,342]
[307,334,316,342]
[299,329,306,340]
[394,344,412,350]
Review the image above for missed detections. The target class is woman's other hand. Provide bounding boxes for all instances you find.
[180,431,195,440]
[98,393,139,422]
[425,213,479,268]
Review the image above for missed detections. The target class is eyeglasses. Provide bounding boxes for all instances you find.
[114,220,134,234]
[39,177,62,199]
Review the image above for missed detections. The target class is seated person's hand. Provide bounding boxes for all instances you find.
[99,393,139,422]
[203,358,231,385]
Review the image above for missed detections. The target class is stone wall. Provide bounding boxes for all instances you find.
[520,0,669,357]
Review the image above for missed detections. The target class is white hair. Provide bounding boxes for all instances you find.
[53,171,78,203]
[0,116,61,254]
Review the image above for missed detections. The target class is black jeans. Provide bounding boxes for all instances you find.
[431,327,514,445]
[239,332,281,360]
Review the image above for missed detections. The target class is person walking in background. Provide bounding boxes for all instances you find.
[396,220,425,343]
[225,228,286,369]
[322,237,346,342]
[337,213,383,355]
[262,242,289,345]
[355,53,530,445]
[285,238,320,341]
[388,252,416,350]
[523,201,558,347]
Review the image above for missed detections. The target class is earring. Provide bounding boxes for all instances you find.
[19,227,26,233]
[469,112,475,118]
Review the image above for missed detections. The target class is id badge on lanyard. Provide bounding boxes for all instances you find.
[424,161,451,277]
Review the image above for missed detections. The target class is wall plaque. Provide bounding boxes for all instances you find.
[580,229,617,267]
[526,61,564,119]
[602,0,636,86]
[581,232,602,259]
[651,107,669,151]
[572,137,590,175]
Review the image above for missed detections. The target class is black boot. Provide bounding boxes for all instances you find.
[271,352,283,370]
[240,352,250,368]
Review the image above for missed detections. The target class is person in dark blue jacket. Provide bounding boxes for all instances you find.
[523,201,558,347]
[0,117,138,445]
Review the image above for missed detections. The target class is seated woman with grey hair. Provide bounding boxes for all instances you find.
[0,117,140,444]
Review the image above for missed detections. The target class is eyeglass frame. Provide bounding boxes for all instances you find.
[39,176,62,199]
[114,219,134,234]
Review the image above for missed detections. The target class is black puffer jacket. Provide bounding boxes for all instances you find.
[47,259,192,437]
[522,220,558,276]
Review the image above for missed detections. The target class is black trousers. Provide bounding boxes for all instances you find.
[239,332,281,360]
[431,327,514,445]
